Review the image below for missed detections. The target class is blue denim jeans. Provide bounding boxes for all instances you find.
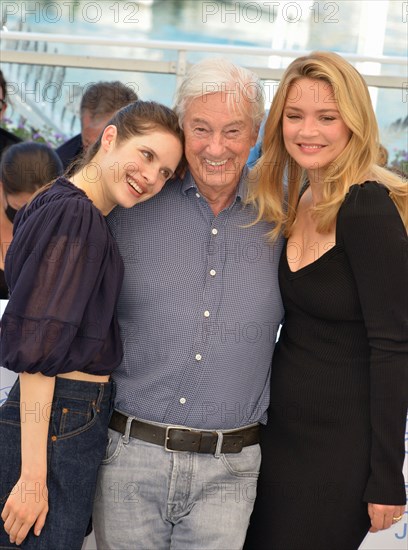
[0,377,115,550]
[92,414,261,550]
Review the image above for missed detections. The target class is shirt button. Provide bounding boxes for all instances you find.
[195,353,202,361]
[204,310,210,317]
[211,228,218,235]
[195,192,200,198]
[179,397,186,404]
[209,269,216,277]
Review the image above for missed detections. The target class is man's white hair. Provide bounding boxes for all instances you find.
[173,57,265,130]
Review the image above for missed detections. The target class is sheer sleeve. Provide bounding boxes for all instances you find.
[1,187,123,376]
[337,181,408,504]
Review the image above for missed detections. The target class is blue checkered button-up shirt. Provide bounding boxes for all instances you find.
[109,169,284,429]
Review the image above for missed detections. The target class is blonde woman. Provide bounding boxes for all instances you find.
[245,51,407,550]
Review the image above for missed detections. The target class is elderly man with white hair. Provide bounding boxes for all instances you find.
[93,58,284,550]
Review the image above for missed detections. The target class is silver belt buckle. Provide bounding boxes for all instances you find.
[164,425,193,452]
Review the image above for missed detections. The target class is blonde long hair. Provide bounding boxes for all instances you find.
[247,51,408,240]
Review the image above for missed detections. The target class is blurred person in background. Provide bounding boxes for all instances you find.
[56,80,138,171]
[0,142,63,299]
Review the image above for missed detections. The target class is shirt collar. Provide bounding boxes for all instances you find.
[180,166,249,203]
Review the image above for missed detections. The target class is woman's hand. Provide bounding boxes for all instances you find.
[2,372,56,545]
[368,503,406,532]
[1,475,49,545]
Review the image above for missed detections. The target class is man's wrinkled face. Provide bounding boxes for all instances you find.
[183,92,258,193]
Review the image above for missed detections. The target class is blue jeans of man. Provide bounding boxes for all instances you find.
[0,377,114,550]
[92,415,261,550]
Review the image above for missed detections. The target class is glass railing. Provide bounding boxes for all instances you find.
[1,28,407,167]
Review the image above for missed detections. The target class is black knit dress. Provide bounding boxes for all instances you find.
[245,182,408,550]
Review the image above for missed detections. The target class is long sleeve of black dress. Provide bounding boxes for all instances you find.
[337,181,408,505]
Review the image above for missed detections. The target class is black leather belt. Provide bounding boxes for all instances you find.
[109,410,260,454]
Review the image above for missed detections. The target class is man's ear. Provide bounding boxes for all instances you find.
[101,125,118,151]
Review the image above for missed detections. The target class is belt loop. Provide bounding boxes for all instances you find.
[123,414,135,445]
[214,431,224,458]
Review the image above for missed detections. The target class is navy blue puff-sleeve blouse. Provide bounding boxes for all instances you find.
[0,177,124,376]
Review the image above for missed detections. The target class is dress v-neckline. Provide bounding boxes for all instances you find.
[284,181,341,276]
[284,241,341,277]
